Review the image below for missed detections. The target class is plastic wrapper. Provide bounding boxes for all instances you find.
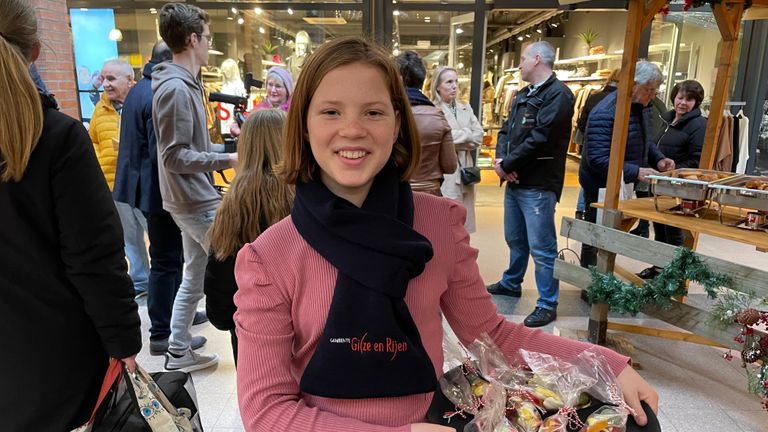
[577,349,633,432]
[520,350,598,432]
[465,382,520,432]
[468,334,530,388]
[440,330,486,418]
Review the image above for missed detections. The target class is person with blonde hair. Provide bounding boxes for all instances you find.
[205,109,294,363]
[0,0,141,428]
[431,66,483,233]
[232,36,659,432]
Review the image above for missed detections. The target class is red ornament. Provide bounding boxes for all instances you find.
[723,350,734,361]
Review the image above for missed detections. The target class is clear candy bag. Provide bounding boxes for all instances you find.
[576,349,633,432]
[464,382,520,432]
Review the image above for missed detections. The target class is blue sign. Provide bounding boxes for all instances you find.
[70,8,118,119]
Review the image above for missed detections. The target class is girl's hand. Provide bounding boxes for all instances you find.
[410,423,453,432]
[121,355,138,373]
[616,365,658,426]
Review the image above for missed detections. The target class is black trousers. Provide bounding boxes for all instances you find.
[580,188,600,269]
[634,191,685,247]
[144,210,184,341]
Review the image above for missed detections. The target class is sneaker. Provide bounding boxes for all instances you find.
[523,307,557,328]
[193,311,209,326]
[636,266,662,280]
[164,349,219,372]
[574,210,585,221]
[149,335,207,356]
[134,289,148,299]
[486,282,522,298]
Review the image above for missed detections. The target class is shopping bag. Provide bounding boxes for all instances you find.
[78,361,203,432]
[71,358,123,432]
[596,173,634,225]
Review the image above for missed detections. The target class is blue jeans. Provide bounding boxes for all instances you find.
[144,210,184,341]
[501,187,559,310]
[115,201,149,293]
[169,210,216,353]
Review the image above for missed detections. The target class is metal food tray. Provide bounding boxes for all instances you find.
[647,169,736,215]
[709,176,768,212]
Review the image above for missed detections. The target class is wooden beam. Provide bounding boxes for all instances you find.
[604,0,644,210]
[559,217,768,297]
[699,2,745,169]
[642,0,670,30]
[606,322,726,348]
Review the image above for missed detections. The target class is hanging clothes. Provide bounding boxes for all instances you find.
[736,109,750,173]
[716,111,734,171]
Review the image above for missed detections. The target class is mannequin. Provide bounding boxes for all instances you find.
[219,58,245,134]
[287,30,310,78]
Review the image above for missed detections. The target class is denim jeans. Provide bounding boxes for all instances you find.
[144,210,184,341]
[114,201,149,293]
[169,210,216,353]
[501,187,559,310]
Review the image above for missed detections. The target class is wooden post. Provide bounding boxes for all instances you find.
[588,0,666,344]
[699,1,745,170]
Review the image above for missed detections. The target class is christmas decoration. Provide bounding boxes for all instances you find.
[585,247,729,315]
[659,0,753,15]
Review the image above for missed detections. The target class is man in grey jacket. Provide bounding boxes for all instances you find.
[152,2,237,372]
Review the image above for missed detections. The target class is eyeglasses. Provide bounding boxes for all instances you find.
[198,33,213,48]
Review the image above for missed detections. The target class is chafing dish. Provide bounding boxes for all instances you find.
[709,175,768,230]
[647,169,736,216]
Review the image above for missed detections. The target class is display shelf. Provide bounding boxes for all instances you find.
[554,53,621,65]
[560,76,609,83]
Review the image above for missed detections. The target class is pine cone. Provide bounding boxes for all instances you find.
[741,348,762,364]
[736,308,761,326]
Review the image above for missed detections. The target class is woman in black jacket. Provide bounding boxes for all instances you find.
[638,80,706,279]
[205,109,294,365]
[1,1,141,429]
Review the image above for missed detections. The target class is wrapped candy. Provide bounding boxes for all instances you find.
[508,400,542,432]
[520,350,598,432]
[465,382,520,432]
[439,330,486,419]
[577,349,633,432]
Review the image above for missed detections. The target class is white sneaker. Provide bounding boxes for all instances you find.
[164,349,219,372]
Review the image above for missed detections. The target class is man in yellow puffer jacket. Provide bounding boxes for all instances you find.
[89,59,150,297]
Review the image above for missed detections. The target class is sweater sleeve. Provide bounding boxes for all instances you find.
[233,245,410,432]
[153,85,233,174]
[52,115,142,359]
[451,108,483,152]
[439,201,630,377]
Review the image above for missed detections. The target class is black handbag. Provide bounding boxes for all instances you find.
[458,159,481,186]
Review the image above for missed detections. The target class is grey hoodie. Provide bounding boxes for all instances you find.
[151,62,232,215]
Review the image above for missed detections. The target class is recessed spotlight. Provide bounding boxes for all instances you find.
[231,7,237,14]
[227,16,233,21]
[287,8,294,15]
[393,10,400,16]
[237,17,244,25]
[254,7,263,15]
[259,27,266,34]
[455,27,464,34]
[536,27,542,34]
[517,35,524,41]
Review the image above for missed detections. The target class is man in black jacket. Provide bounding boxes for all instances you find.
[115,41,207,356]
[487,41,574,327]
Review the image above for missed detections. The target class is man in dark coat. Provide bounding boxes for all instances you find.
[114,41,206,356]
[487,41,575,328]
[579,60,675,269]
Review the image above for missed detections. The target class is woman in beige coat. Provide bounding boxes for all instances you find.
[431,66,484,233]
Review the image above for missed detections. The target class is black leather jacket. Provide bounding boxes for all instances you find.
[496,73,575,200]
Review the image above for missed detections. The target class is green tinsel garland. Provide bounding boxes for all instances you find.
[585,247,731,315]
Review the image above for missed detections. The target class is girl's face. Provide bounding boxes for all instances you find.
[436,70,458,104]
[307,62,400,206]
[673,92,696,117]
[267,77,288,106]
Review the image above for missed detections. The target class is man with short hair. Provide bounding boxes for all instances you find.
[115,41,208,358]
[394,50,457,196]
[89,58,150,299]
[487,41,575,328]
[152,3,236,372]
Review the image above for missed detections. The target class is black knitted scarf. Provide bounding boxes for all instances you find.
[292,163,437,398]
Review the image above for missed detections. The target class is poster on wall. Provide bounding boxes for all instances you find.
[69,8,118,120]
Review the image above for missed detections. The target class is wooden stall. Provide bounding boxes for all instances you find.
[557,0,768,346]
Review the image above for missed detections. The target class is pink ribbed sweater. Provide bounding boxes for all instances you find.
[233,193,629,432]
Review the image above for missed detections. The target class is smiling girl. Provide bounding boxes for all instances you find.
[232,36,658,432]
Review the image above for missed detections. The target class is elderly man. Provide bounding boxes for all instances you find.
[487,41,575,328]
[89,58,150,299]
[579,60,675,269]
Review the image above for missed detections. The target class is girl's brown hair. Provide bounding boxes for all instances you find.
[208,109,294,259]
[280,36,420,184]
[0,0,44,182]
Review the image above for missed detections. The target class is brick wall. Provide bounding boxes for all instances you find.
[31,0,80,119]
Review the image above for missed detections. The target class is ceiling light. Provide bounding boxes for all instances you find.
[237,17,244,25]
[287,8,294,15]
[80,8,88,11]
[424,17,431,22]
[517,35,524,41]
[254,7,263,15]
[551,22,559,28]
[455,27,464,34]
[108,28,123,42]
[227,16,233,21]
[525,33,531,38]
[457,62,464,69]
[259,27,266,34]
[393,10,400,16]
[303,17,347,25]
[149,8,156,14]
[536,27,543,34]
[231,7,237,14]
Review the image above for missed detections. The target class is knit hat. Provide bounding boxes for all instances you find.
[267,66,293,100]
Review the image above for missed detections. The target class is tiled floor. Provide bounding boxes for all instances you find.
[134,161,767,431]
